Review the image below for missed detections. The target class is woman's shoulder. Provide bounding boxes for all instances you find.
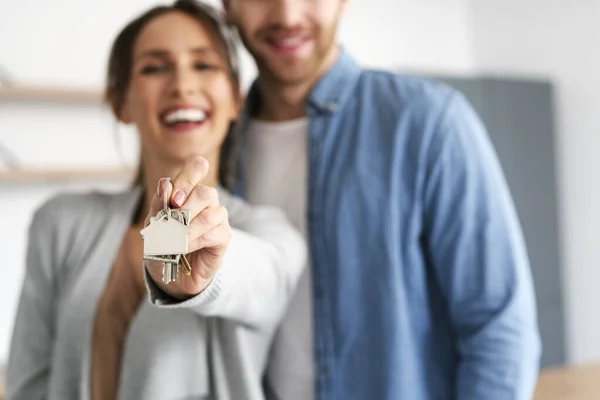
[34,189,111,215]
[29,186,140,257]
[27,186,140,277]
[31,187,136,227]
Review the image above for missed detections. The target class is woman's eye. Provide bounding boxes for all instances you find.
[195,63,215,71]
[140,65,167,74]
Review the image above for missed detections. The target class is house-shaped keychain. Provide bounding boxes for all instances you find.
[140,209,191,256]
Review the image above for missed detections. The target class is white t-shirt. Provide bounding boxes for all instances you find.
[244,117,314,400]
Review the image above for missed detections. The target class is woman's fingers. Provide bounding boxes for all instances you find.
[182,184,220,221]
[188,220,232,254]
[170,156,210,208]
[188,205,228,242]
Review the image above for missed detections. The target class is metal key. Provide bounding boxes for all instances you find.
[163,254,180,283]
[170,207,193,276]
[180,253,192,276]
[140,177,192,284]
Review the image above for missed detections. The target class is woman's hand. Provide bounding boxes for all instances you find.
[144,156,232,300]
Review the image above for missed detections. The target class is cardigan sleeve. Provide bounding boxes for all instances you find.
[144,191,307,330]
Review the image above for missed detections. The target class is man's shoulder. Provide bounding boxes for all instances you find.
[347,67,485,160]
[356,67,458,115]
[351,67,483,143]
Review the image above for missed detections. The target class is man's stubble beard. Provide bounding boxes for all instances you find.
[238,22,340,88]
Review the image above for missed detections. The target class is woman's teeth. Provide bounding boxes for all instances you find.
[163,109,206,125]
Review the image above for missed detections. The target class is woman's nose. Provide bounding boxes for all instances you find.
[170,68,199,98]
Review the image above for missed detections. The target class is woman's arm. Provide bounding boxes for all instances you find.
[7,203,59,400]
[144,191,307,330]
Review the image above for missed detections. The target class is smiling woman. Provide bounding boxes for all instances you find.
[5,1,307,400]
[105,0,242,191]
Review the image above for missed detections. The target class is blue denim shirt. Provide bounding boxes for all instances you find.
[235,48,541,400]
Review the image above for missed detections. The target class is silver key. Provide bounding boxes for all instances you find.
[162,254,180,284]
[140,177,192,284]
[166,205,192,277]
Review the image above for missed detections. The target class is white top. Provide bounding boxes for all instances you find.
[244,117,314,400]
[6,186,307,400]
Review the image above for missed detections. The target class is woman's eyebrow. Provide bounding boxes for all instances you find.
[137,49,167,59]
[135,46,216,61]
[192,46,217,53]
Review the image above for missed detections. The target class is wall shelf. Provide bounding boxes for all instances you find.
[0,84,103,104]
[0,167,135,184]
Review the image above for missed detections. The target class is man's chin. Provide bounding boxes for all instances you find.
[260,58,319,85]
[273,70,312,85]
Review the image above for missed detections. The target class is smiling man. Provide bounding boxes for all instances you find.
[223,0,542,399]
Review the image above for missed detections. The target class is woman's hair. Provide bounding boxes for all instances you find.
[104,0,241,190]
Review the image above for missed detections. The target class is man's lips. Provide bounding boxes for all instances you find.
[265,34,310,54]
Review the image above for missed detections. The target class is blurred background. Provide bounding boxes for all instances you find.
[0,0,598,397]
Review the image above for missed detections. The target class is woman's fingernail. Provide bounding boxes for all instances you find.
[173,190,185,207]
[157,179,163,197]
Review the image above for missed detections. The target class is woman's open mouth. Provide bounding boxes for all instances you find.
[161,108,208,132]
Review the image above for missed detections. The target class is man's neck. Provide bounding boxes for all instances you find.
[254,78,311,121]
[254,46,340,122]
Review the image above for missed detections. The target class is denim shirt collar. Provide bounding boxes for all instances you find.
[240,46,362,125]
[234,47,361,196]
[306,46,362,114]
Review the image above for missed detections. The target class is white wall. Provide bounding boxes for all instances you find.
[0,0,474,364]
[339,0,475,74]
[469,0,600,365]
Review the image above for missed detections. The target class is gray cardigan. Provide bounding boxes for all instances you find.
[6,185,307,400]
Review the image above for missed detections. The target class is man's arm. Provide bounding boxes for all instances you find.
[422,92,541,399]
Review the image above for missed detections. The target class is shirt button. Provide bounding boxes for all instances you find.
[326,101,338,112]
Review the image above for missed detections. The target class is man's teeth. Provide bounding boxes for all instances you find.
[164,109,206,124]
[276,37,304,46]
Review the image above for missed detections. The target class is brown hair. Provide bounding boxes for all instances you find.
[104,0,241,190]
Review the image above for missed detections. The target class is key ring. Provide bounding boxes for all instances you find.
[160,177,171,221]
[163,177,170,213]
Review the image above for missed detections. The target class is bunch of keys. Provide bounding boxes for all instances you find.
[140,177,193,284]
